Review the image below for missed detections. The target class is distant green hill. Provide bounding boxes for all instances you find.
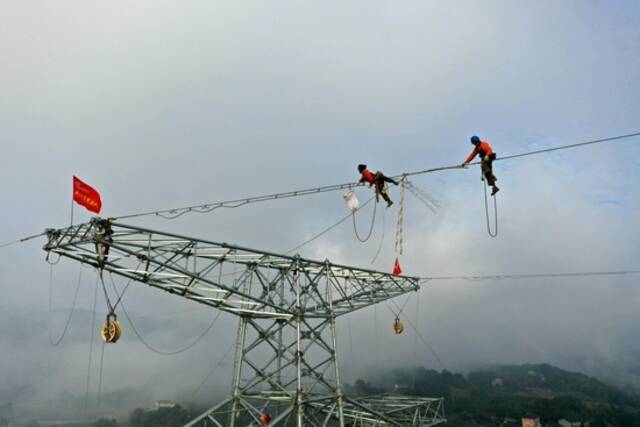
[346,363,640,426]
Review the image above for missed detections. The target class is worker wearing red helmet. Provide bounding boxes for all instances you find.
[463,136,499,196]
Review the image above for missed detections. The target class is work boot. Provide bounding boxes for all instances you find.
[491,186,500,196]
[387,200,394,208]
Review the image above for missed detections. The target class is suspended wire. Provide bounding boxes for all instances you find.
[352,198,377,243]
[49,264,84,346]
[112,182,360,220]
[496,131,640,162]
[97,341,105,403]
[99,275,115,314]
[369,207,385,264]
[109,262,142,312]
[386,299,448,371]
[108,131,640,222]
[403,131,640,178]
[413,293,419,390]
[0,231,46,250]
[346,314,356,376]
[394,294,413,319]
[420,269,640,282]
[84,275,100,414]
[192,340,236,397]
[107,273,223,356]
[285,196,375,254]
[482,178,498,238]
[373,305,379,372]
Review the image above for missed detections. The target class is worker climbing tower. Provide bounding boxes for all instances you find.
[44,218,446,426]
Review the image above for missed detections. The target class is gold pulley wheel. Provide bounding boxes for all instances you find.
[101,313,122,343]
[393,317,404,335]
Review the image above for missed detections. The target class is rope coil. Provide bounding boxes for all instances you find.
[352,197,377,243]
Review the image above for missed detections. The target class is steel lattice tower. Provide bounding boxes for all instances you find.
[44,218,446,426]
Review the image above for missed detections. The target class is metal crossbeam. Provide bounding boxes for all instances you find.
[43,218,444,426]
[43,219,420,319]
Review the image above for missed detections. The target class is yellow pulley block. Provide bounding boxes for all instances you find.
[393,317,404,335]
[101,313,122,343]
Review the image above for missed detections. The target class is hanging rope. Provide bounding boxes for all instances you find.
[285,196,375,254]
[414,294,419,386]
[386,294,412,320]
[386,296,448,371]
[352,198,377,243]
[98,275,115,314]
[49,264,83,346]
[395,178,406,256]
[97,341,105,402]
[370,206,386,264]
[482,178,498,238]
[84,275,100,414]
[373,305,379,372]
[346,302,356,375]
[108,272,223,355]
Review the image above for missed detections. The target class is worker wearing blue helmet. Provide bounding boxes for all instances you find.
[463,136,499,195]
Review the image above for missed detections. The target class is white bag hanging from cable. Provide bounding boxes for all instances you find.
[343,190,360,212]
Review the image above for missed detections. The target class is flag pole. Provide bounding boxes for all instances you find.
[70,181,75,227]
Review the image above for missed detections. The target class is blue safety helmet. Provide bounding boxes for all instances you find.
[470,135,481,145]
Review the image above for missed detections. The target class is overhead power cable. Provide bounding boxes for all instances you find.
[192,340,236,397]
[385,297,448,371]
[420,269,640,282]
[49,265,84,346]
[285,196,375,254]
[111,131,640,221]
[0,232,46,249]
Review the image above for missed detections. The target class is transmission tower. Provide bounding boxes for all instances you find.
[44,218,446,426]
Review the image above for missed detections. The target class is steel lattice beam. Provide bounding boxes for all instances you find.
[43,219,420,319]
[43,218,445,426]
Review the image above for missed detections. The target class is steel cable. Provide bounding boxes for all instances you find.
[48,264,83,346]
[109,131,640,221]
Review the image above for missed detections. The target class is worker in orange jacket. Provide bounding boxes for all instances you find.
[357,164,398,207]
[463,136,499,195]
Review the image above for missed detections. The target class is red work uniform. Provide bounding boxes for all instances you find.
[465,141,494,164]
[358,169,376,186]
[465,140,498,188]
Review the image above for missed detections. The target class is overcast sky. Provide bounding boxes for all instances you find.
[1,0,639,416]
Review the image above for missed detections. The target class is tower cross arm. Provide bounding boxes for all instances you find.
[43,219,419,320]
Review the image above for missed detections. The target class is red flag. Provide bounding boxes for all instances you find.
[392,257,402,276]
[73,176,102,213]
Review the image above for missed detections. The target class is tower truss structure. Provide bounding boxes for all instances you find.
[44,218,446,426]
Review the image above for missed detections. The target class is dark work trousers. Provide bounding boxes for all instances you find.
[481,157,497,187]
[374,172,398,204]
